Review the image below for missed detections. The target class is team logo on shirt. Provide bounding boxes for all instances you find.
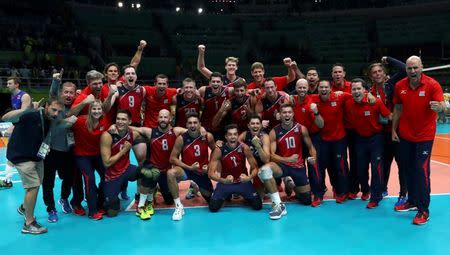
[238,147,242,153]
[331,101,337,107]
[400,90,407,95]
[301,108,306,113]
[164,99,168,104]
[294,127,299,133]
[364,111,371,116]
[100,127,104,131]
[419,91,425,97]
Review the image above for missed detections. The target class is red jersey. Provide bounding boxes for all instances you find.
[274,122,304,168]
[220,142,248,182]
[371,84,394,133]
[331,80,351,94]
[344,97,391,137]
[175,94,201,127]
[72,115,109,156]
[71,85,115,125]
[393,74,444,142]
[292,95,320,135]
[105,129,134,181]
[181,133,210,172]
[231,95,251,132]
[261,92,288,131]
[248,76,288,92]
[310,93,350,141]
[149,128,177,173]
[117,85,145,125]
[143,86,178,128]
[201,86,230,132]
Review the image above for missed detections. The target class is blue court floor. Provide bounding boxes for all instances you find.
[1,123,450,255]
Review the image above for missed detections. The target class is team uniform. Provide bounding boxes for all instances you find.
[273,123,309,188]
[345,97,391,203]
[146,128,178,203]
[72,85,115,125]
[394,74,444,214]
[103,130,137,206]
[292,95,323,198]
[230,95,251,132]
[371,56,407,196]
[143,86,177,128]
[200,86,231,140]
[117,85,145,126]
[72,116,109,216]
[178,133,213,194]
[260,92,288,131]
[331,80,352,94]
[248,76,288,92]
[222,75,242,87]
[11,90,27,110]
[310,93,351,198]
[209,142,261,211]
[243,131,266,190]
[175,95,201,127]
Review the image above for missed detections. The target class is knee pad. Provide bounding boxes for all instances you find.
[140,167,160,181]
[105,199,120,217]
[248,197,263,210]
[258,166,273,181]
[208,199,223,212]
[297,191,312,205]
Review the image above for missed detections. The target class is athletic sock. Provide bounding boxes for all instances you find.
[270,192,281,205]
[5,163,13,182]
[138,193,148,208]
[174,197,183,208]
[147,193,153,202]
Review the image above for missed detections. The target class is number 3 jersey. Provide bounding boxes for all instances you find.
[149,128,177,173]
[274,122,305,168]
[118,85,145,126]
[220,142,248,182]
[181,132,209,170]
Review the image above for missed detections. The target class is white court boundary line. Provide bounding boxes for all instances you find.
[126,193,450,211]
[431,160,450,167]
[435,136,450,141]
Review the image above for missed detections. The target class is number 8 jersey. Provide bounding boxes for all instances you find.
[274,122,305,168]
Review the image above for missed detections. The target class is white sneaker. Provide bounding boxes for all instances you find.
[172,206,185,221]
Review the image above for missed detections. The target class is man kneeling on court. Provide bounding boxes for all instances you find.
[259,103,316,219]
[208,124,263,213]
[100,110,159,218]
[167,113,215,221]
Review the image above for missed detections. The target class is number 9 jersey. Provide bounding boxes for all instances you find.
[118,85,145,126]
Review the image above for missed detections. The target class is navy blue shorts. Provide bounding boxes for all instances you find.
[279,163,309,187]
[104,165,137,202]
[211,182,259,201]
[181,169,213,193]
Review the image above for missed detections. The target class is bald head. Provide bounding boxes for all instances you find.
[406,55,423,66]
[295,78,309,97]
[405,55,423,85]
[158,109,172,129]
